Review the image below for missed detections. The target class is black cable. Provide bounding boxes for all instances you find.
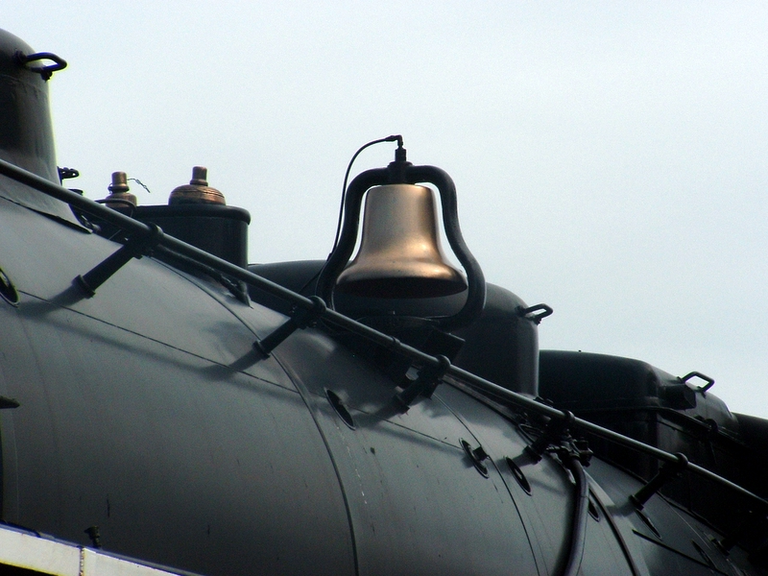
[331,134,402,252]
[560,454,589,576]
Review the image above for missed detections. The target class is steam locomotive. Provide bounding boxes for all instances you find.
[1,28,767,576]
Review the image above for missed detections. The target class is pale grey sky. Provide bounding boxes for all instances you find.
[7,2,768,416]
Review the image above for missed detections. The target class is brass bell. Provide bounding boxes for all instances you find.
[336,184,467,298]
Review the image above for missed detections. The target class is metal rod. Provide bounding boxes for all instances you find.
[630,453,689,509]
[75,224,164,296]
[253,296,326,357]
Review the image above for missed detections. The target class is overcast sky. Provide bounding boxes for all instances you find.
[7,2,768,417]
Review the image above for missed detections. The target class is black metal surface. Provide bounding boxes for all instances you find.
[0,201,355,575]
[539,349,765,546]
[0,30,66,216]
[252,261,541,397]
[273,330,542,575]
[5,148,768,570]
[132,204,250,268]
[5,146,768,574]
[3,26,768,576]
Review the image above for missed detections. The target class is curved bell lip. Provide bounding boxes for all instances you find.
[335,266,467,299]
[335,184,468,299]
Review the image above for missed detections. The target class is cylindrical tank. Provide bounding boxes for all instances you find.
[0,30,59,182]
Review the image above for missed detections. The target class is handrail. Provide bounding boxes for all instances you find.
[1,157,766,516]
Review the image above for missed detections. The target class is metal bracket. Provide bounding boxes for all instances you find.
[75,224,164,297]
[461,438,490,477]
[524,410,575,462]
[58,167,80,181]
[15,50,67,81]
[253,296,327,358]
[630,452,689,509]
[518,303,553,325]
[680,371,715,396]
[394,354,451,409]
